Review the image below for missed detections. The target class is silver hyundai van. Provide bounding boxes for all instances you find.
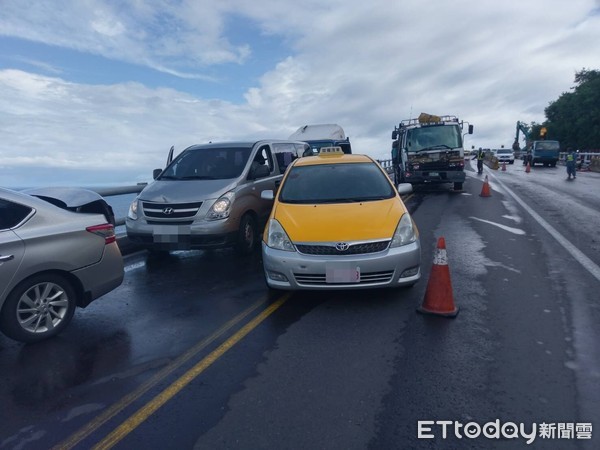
[126,140,309,254]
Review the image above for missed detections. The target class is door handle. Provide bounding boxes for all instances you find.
[0,255,15,262]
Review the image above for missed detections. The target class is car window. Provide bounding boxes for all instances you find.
[272,142,301,173]
[249,145,274,178]
[160,147,252,180]
[279,162,395,204]
[0,199,33,230]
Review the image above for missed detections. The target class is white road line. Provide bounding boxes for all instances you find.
[469,217,526,235]
[488,172,600,282]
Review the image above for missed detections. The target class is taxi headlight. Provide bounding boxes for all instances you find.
[127,197,139,220]
[265,219,295,252]
[207,191,235,220]
[390,213,417,247]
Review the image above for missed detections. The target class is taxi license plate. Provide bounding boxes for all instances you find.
[325,264,360,283]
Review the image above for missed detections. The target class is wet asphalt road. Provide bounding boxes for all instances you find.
[1,160,599,450]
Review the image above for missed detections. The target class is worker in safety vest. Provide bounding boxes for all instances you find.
[566,147,577,180]
[476,148,485,174]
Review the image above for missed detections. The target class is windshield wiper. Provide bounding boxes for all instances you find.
[308,198,362,204]
[416,145,452,152]
[355,196,392,201]
[179,175,217,180]
[158,175,180,180]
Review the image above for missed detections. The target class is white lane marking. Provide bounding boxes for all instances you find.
[488,172,600,283]
[469,217,526,235]
[124,261,146,272]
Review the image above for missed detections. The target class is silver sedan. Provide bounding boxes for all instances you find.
[0,187,124,343]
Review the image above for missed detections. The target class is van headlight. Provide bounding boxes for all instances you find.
[265,219,295,252]
[390,213,417,247]
[127,197,139,220]
[206,191,235,220]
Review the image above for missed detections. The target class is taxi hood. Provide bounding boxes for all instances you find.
[275,198,405,242]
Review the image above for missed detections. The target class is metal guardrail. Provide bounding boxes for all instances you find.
[377,159,394,177]
[91,184,147,198]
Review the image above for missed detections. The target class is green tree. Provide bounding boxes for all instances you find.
[544,69,600,149]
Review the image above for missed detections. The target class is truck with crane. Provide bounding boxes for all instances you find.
[514,121,560,167]
[391,113,472,191]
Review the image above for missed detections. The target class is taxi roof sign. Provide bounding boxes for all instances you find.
[318,146,344,156]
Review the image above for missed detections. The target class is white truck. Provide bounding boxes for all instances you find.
[289,124,352,155]
[391,113,473,191]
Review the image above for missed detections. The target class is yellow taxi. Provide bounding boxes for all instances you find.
[261,147,421,290]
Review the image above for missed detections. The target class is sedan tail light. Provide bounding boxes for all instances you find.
[86,223,116,244]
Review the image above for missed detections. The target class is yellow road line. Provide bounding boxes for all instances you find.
[54,296,273,450]
[92,294,290,450]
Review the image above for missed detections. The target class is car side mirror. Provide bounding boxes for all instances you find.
[396,183,413,195]
[153,168,162,179]
[468,125,474,134]
[392,130,398,140]
[261,190,274,200]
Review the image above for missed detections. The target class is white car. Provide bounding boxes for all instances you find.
[1,187,124,343]
[495,149,515,164]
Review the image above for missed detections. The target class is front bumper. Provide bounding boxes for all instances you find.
[126,216,240,250]
[405,170,465,184]
[262,240,421,290]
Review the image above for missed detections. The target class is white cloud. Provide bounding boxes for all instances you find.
[1,0,600,184]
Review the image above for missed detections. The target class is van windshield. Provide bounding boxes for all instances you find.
[159,147,252,180]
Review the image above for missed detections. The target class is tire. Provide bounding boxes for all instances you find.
[235,213,258,255]
[0,274,77,343]
[453,182,463,191]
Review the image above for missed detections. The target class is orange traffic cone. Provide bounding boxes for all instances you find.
[525,162,531,173]
[480,175,491,197]
[502,162,506,171]
[417,237,458,317]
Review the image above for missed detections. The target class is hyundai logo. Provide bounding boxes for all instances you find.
[335,242,350,252]
[163,207,174,215]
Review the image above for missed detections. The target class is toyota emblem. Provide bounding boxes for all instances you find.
[335,242,350,252]
[163,207,174,215]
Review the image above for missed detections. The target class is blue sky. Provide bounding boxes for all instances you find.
[1,0,600,186]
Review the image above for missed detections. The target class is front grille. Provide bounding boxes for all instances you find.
[142,201,202,219]
[293,271,394,286]
[296,240,389,255]
[147,220,194,225]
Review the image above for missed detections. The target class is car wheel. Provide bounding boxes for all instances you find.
[0,274,77,343]
[235,213,257,255]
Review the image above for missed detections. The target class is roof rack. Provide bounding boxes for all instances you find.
[399,115,459,127]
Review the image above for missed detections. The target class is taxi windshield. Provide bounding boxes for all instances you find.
[279,162,395,204]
